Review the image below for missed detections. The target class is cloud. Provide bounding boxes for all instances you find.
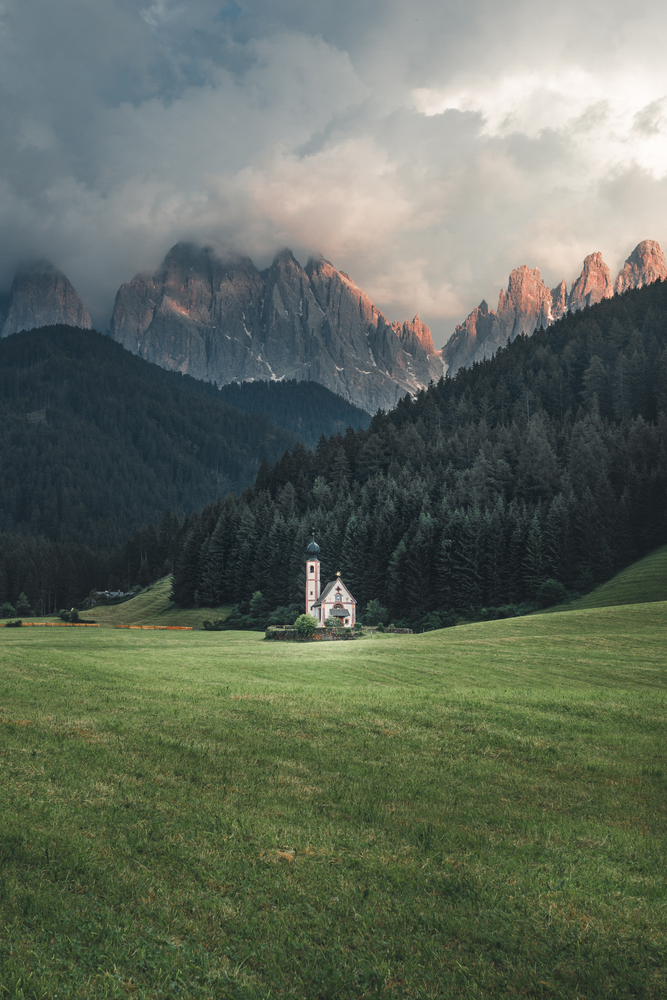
[0,0,665,343]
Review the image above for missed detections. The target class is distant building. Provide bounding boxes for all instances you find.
[305,532,356,626]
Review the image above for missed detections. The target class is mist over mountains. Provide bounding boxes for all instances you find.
[0,238,665,413]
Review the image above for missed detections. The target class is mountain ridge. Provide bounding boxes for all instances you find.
[109,245,444,412]
[1,238,666,408]
[443,239,667,373]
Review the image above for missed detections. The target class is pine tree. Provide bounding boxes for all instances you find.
[523,510,545,599]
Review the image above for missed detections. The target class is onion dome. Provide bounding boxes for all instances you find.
[305,530,320,560]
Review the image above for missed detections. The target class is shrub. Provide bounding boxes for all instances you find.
[267,603,302,627]
[58,608,81,623]
[324,616,343,629]
[293,614,318,638]
[5,619,22,628]
[537,578,568,608]
[202,619,226,631]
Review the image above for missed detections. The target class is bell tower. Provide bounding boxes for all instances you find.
[305,529,321,617]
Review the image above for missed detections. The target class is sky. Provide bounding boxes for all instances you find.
[1,0,666,344]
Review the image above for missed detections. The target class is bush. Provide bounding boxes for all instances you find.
[420,612,447,632]
[324,616,343,629]
[5,619,22,628]
[293,614,318,638]
[537,578,568,608]
[58,608,81,623]
[202,619,226,631]
[267,603,302,627]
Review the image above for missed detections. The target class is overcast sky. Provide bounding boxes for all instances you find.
[1,0,666,343]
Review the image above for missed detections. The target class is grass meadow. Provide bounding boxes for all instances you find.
[0,603,666,998]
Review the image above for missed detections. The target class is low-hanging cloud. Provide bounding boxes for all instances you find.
[0,0,666,343]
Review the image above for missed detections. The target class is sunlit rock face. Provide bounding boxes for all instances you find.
[442,240,666,376]
[110,243,444,412]
[550,279,568,322]
[614,240,667,294]
[1,260,92,337]
[568,252,613,312]
[442,265,553,372]
[441,299,496,375]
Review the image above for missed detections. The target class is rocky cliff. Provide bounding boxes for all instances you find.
[1,260,91,337]
[443,265,553,372]
[110,244,445,412]
[614,239,667,294]
[567,252,613,312]
[443,239,666,375]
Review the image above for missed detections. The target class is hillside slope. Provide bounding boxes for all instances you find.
[78,578,230,628]
[0,326,296,549]
[555,545,667,612]
[215,378,371,447]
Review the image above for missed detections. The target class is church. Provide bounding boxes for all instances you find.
[305,533,356,627]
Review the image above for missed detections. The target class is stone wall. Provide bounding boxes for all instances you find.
[265,626,358,641]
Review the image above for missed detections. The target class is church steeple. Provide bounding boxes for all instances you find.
[305,530,320,560]
[305,529,321,617]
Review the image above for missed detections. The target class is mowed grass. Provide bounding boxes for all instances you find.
[77,578,231,629]
[555,545,667,613]
[0,605,666,999]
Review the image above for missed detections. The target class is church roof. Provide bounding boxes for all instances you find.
[311,578,356,608]
[329,606,350,617]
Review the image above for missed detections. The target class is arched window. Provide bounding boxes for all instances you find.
[310,565,314,573]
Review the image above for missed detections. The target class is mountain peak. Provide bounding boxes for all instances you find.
[110,244,441,411]
[568,252,613,312]
[1,259,91,337]
[614,239,667,294]
[442,239,666,377]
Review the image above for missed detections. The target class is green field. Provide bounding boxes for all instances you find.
[1,601,666,999]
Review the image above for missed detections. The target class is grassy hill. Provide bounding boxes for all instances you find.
[78,577,230,628]
[1,603,665,998]
[554,544,667,612]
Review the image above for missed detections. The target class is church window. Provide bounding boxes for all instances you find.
[310,566,314,573]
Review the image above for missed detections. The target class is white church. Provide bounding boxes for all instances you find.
[305,533,356,627]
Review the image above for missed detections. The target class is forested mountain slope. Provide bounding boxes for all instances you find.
[0,328,376,612]
[215,379,371,448]
[171,279,667,627]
